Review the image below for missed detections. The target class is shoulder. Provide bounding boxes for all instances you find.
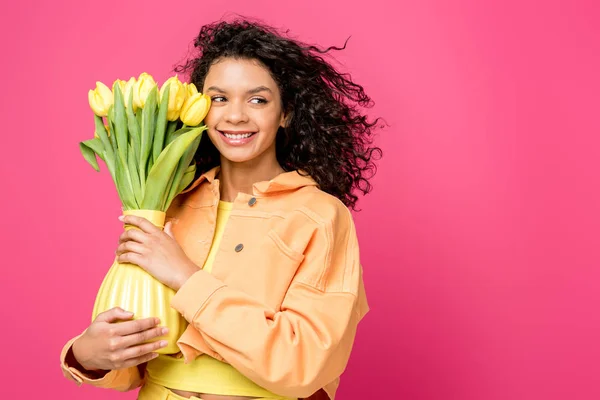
[280,186,362,292]
[286,185,355,231]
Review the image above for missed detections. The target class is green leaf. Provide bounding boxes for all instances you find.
[165,126,196,146]
[128,142,143,205]
[117,156,137,210]
[94,116,115,177]
[145,108,158,179]
[126,91,141,170]
[113,83,128,166]
[139,87,158,185]
[79,140,101,171]
[141,126,205,210]
[164,133,202,209]
[160,166,177,210]
[165,120,180,145]
[153,84,170,164]
[107,107,118,154]
[177,163,197,192]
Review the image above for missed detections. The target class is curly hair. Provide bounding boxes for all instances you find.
[175,18,383,210]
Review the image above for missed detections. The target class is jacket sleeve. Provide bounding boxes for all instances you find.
[171,207,369,399]
[60,334,143,392]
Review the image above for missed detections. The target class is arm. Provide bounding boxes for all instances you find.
[172,208,369,398]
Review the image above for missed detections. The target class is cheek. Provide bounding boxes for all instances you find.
[203,108,217,127]
[254,110,284,132]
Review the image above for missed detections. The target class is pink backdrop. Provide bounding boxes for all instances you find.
[1,0,599,398]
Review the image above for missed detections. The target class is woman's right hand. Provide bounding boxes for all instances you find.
[71,307,169,372]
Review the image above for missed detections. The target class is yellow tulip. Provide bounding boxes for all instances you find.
[88,81,113,117]
[123,77,137,111]
[94,124,111,139]
[112,79,126,96]
[133,72,157,109]
[184,82,199,98]
[180,93,211,126]
[160,76,187,121]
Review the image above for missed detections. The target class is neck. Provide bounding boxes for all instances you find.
[217,156,285,202]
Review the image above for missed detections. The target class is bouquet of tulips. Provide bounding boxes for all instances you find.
[80,73,210,354]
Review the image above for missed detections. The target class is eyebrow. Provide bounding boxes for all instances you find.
[206,85,272,95]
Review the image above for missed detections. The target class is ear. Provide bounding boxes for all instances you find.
[280,110,291,128]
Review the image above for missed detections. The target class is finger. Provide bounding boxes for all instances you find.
[112,317,160,336]
[120,215,160,234]
[118,252,144,266]
[121,338,168,362]
[121,325,169,348]
[116,241,146,256]
[119,229,148,245]
[95,307,134,323]
[120,347,164,368]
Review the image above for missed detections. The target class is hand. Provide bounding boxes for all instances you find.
[116,215,200,290]
[71,307,168,372]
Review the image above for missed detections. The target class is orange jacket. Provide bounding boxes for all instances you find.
[60,166,369,399]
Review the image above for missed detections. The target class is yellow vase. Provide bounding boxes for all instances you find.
[92,209,187,354]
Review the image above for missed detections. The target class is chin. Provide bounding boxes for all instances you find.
[219,149,259,164]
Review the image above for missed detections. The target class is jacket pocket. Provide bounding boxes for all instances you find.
[228,229,305,311]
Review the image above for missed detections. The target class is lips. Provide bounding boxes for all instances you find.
[217,129,258,146]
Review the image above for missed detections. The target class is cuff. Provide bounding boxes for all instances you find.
[171,269,226,323]
[60,334,118,386]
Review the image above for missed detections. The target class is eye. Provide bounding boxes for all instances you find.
[250,97,268,105]
[211,96,227,102]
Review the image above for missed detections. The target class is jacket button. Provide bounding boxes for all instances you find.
[248,197,257,207]
[235,243,244,252]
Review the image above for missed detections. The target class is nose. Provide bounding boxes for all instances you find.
[224,101,249,124]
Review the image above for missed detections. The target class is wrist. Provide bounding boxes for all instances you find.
[173,261,200,291]
[71,336,102,373]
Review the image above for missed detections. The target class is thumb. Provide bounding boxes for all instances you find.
[95,307,134,323]
[164,221,175,239]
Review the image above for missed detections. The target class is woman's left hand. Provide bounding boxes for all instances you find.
[116,215,200,291]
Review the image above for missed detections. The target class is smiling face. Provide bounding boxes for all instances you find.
[202,57,287,168]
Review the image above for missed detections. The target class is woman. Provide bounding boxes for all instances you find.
[61,18,382,400]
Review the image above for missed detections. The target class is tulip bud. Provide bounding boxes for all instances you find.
[88,81,113,117]
[113,79,126,96]
[94,124,111,139]
[160,75,187,121]
[133,72,157,109]
[180,93,211,126]
[122,77,137,111]
[184,82,199,98]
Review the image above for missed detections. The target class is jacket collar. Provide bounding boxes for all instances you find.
[181,166,318,196]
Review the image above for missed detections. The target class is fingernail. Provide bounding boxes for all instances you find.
[118,216,125,221]
[162,327,169,335]
[160,340,168,347]
[154,318,160,324]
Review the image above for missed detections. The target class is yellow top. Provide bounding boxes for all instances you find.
[146,201,295,399]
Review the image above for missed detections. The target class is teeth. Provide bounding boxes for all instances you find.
[224,133,252,139]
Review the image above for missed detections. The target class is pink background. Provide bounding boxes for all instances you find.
[1,0,599,398]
